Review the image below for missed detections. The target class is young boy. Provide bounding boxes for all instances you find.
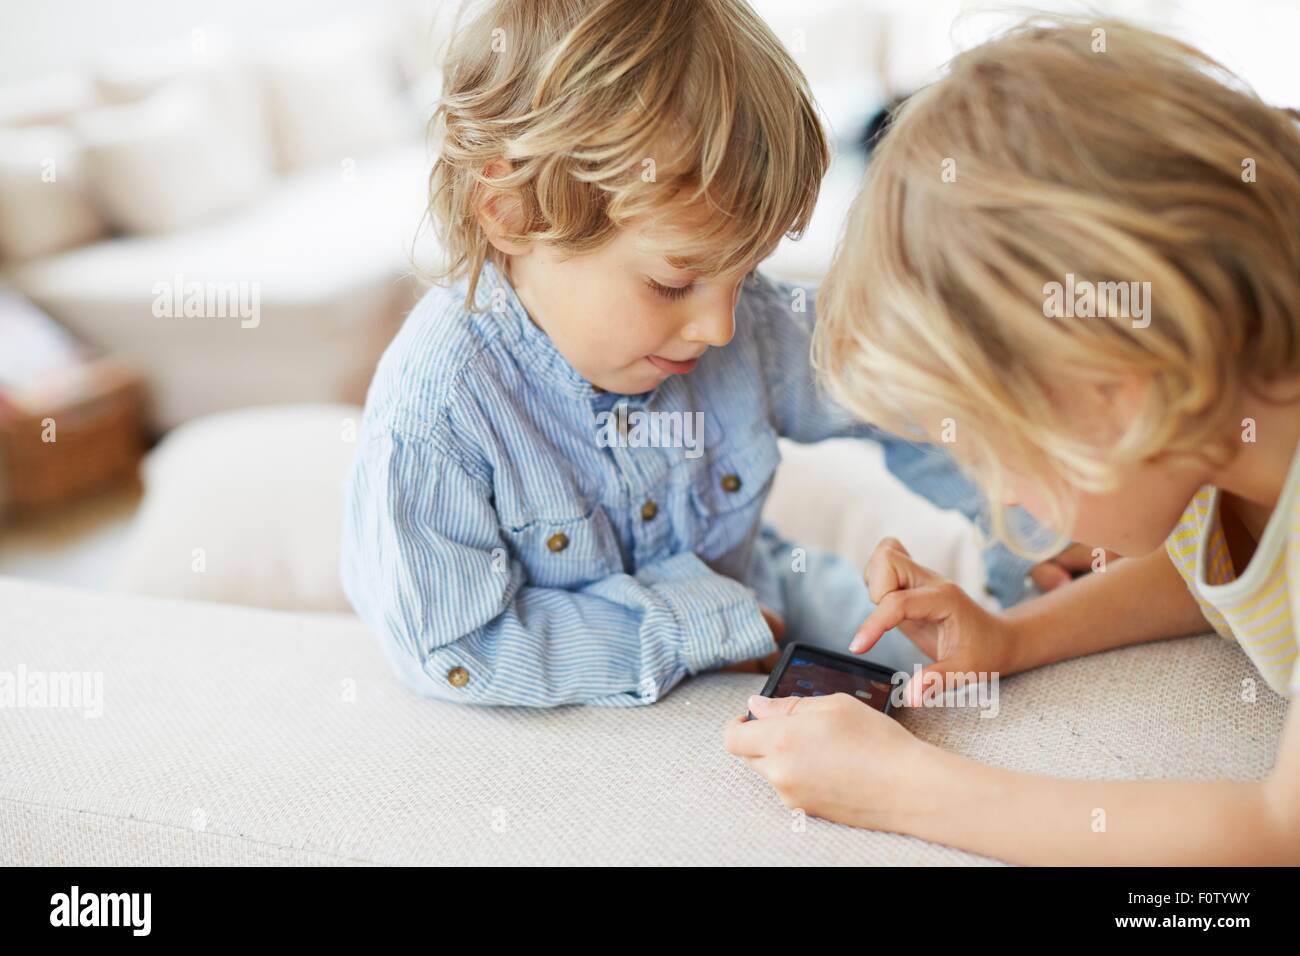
[729,17,1300,864]
[341,0,1036,706]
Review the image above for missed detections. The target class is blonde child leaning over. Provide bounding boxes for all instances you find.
[728,18,1300,865]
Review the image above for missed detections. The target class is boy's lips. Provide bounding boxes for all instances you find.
[646,354,701,375]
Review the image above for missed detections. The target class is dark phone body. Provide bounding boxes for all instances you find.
[750,642,900,718]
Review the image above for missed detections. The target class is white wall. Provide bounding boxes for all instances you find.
[2,0,1295,105]
[749,0,1299,107]
[0,0,423,82]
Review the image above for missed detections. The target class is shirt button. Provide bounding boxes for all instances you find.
[641,500,658,521]
[547,532,569,552]
[720,473,742,493]
[447,666,470,688]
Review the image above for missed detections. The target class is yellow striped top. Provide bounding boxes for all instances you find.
[1165,442,1300,697]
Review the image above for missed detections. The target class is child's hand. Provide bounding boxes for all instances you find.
[724,691,926,830]
[721,606,785,674]
[850,538,1014,706]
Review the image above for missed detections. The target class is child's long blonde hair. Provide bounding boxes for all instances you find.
[427,0,829,309]
[816,16,1300,550]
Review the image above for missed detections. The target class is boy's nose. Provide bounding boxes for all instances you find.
[682,308,735,348]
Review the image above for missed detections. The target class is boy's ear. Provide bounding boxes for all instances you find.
[476,159,531,256]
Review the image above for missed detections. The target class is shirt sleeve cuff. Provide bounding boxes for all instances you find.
[637,553,775,673]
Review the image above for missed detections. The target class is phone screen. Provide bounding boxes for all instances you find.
[770,651,896,712]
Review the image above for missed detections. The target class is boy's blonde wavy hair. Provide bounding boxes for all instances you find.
[427,0,829,308]
[815,16,1300,553]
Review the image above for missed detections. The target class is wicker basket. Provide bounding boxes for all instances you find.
[0,359,147,520]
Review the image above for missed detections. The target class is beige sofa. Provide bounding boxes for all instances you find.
[0,20,442,431]
[1,405,1288,865]
[5,146,432,431]
[2,577,1284,866]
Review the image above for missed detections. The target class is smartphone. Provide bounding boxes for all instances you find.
[751,642,900,717]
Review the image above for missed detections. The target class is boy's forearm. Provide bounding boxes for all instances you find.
[901,744,1297,865]
[999,547,1211,673]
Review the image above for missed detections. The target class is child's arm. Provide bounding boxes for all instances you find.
[342,430,776,707]
[904,706,1300,864]
[734,690,1300,864]
[849,540,1211,695]
[917,547,1300,864]
[1001,544,1212,669]
[731,541,1300,864]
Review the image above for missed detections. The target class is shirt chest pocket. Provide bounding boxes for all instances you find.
[688,427,782,561]
[502,506,625,590]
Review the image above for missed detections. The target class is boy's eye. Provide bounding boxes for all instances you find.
[646,277,693,301]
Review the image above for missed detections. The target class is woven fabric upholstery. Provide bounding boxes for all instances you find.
[0,576,1286,865]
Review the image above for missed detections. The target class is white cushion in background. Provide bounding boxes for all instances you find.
[0,573,1284,865]
[111,405,362,612]
[0,72,97,127]
[93,35,275,176]
[9,142,433,305]
[5,144,432,429]
[72,83,271,234]
[260,24,411,171]
[0,125,106,260]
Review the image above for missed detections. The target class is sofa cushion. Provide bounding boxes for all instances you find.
[4,144,433,429]
[0,575,1284,865]
[112,405,361,612]
[72,83,272,234]
[93,35,275,178]
[0,125,106,261]
[259,23,411,171]
[0,73,97,127]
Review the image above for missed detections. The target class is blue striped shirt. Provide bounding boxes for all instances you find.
[341,261,1030,707]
